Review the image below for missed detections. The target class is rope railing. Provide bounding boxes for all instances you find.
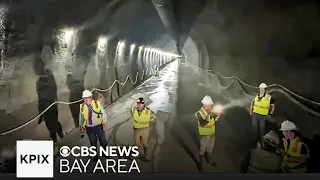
[0,66,157,136]
[197,67,320,106]
[187,64,320,117]
[214,72,320,106]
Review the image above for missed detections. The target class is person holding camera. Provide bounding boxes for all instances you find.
[79,90,108,161]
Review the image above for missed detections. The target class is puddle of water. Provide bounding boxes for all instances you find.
[146,62,178,114]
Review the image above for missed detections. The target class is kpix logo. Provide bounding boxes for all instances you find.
[20,154,50,164]
[16,140,54,178]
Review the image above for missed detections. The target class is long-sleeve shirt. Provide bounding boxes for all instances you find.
[79,103,108,127]
[131,106,157,119]
[196,111,219,127]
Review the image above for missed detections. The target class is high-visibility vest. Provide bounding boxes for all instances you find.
[281,137,308,173]
[253,94,271,115]
[247,148,282,173]
[132,107,152,129]
[80,100,103,127]
[195,107,216,136]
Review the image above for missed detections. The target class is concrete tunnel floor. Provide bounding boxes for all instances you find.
[53,60,258,173]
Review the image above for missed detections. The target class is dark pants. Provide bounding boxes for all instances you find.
[49,125,64,143]
[86,124,108,150]
[252,113,267,138]
[44,117,64,143]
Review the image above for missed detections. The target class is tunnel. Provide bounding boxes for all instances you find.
[0,0,320,173]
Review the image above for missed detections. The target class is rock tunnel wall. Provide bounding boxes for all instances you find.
[176,0,320,145]
[0,0,177,149]
[181,63,320,172]
[178,0,320,102]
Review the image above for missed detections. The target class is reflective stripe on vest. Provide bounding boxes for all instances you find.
[195,107,216,136]
[253,94,271,115]
[281,137,307,173]
[80,101,103,127]
[132,107,151,129]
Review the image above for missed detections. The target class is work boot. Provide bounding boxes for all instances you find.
[199,155,204,172]
[58,131,64,139]
[205,153,217,167]
[143,146,150,162]
[53,143,59,154]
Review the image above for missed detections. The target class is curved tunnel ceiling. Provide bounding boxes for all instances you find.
[0,0,320,137]
[169,0,320,102]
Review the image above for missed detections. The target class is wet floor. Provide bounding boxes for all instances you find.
[1,59,320,173]
[52,60,258,173]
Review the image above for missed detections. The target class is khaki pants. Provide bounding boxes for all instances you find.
[199,134,216,155]
[134,128,149,147]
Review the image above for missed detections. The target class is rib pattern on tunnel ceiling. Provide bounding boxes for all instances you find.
[0,0,180,149]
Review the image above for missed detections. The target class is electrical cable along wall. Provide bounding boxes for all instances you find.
[0,31,178,150]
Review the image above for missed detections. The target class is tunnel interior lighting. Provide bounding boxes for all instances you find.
[116,41,126,57]
[118,41,126,49]
[61,28,74,42]
[98,36,107,47]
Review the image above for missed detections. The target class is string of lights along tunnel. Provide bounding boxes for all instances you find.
[55,27,180,74]
[0,24,180,135]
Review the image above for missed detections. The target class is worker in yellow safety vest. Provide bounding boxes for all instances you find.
[249,83,275,139]
[79,90,108,161]
[195,95,224,172]
[279,120,309,173]
[131,97,156,161]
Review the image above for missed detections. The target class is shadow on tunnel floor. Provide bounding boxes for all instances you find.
[176,63,320,172]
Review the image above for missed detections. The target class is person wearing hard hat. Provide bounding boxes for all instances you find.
[249,83,275,139]
[79,90,108,161]
[131,97,156,161]
[195,95,224,172]
[241,130,282,173]
[279,120,309,173]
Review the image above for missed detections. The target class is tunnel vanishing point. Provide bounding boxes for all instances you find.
[0,0,320,173]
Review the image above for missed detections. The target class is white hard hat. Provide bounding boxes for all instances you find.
[280,120,297,131]
[259,83,267,88]
[82,90,92,98]
[201,95,214,105]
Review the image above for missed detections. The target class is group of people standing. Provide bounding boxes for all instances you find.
[78,80,310,173]
[194,83,310,173]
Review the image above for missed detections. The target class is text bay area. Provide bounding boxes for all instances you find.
[60,159,140,173]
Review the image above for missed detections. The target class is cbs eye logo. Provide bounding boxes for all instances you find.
[59,146,71,157]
